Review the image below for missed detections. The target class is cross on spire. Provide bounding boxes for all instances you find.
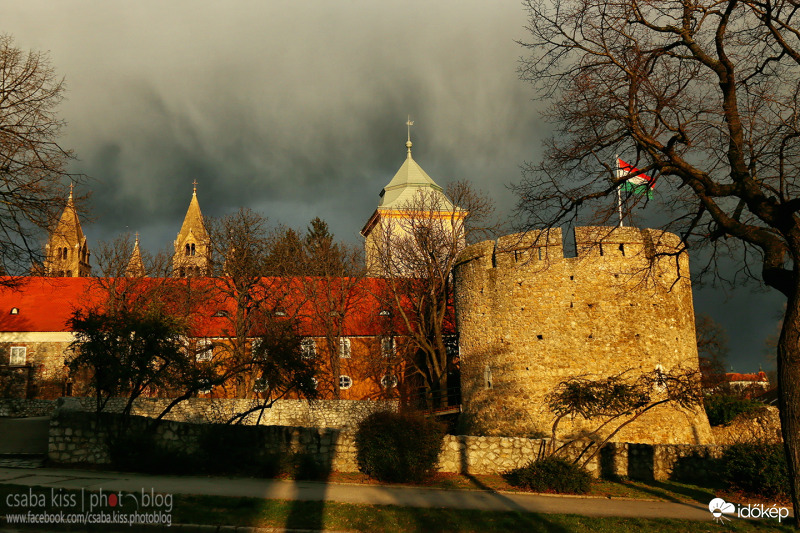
[192,180,198,194]
[406,115,414,155]
[69,182,74,199]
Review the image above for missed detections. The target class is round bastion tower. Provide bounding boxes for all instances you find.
[453,226,713,445]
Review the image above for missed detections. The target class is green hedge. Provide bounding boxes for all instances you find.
[720,443,789,500]
[704,395,762,426]
[355,411,445,483]
[503,456,592,494]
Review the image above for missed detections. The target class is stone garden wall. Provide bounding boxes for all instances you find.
[48,409,724,482]
[712,406,782,445]
[3,397,396,429]
[0,398,56,417]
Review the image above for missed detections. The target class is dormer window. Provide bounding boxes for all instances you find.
[10,307,18,315]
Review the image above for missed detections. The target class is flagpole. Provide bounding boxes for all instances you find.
[616,155,624,227]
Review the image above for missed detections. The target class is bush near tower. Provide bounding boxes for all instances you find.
[355,411,444,483]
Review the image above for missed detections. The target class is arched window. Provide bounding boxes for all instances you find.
[179,267,185,277]
[66,270,72,277]
[185,244,190,256]
[191,243,196,256]
[63,247,68,259]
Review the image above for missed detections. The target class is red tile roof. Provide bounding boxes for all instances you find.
[724,371,769,383]
[0,276,450,339]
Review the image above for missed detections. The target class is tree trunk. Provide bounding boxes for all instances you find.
[778,276,800,525]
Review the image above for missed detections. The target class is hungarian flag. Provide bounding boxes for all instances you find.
[618,159,655,198]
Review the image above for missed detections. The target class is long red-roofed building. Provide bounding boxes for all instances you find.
[0,275,427,402]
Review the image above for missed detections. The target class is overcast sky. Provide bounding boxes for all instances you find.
[2,0,783,373]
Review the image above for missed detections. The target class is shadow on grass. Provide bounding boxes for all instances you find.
[454,435,572,533]
[283,429,337,532]
[607,478,715,506]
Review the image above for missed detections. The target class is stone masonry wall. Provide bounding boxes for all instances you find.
[3,397,396,429]
[454,227,713,444]
[0,341,71,399]
[0,398,56,417]
[49,410,722,482]
[48,409,359,471]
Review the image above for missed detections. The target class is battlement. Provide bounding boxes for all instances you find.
[456,226,685,271]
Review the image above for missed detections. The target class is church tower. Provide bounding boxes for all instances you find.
[360,124,464,276]
[125,233,146,278]
[43,185,91,277]
[173,182,211,277]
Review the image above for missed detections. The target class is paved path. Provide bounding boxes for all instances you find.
[0,466,716,522]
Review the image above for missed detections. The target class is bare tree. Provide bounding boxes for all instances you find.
[207,208,294,397]
[372,181,496,406]
[695,314,729,390]
[515,0,800,516]
[0,35,81,278]
[296,218,367,398]
[544,368,704,468]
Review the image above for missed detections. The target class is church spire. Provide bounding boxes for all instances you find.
[125,233,146,278]
[43,185,91,277]
[173,182,211,277]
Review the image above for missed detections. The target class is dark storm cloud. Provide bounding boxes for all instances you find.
[0,0,780,372]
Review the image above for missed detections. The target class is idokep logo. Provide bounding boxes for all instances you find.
[708,498,736,523]
[708,498,790,523]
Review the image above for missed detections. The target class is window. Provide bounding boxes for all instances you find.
[381,336,395,358]
[185,244,190,256]
[9,346,26,366]
[301,338,316,359]
[196,339,213,362]
[381,374,398,389]
[10,307,18,315]
[339,337,351,358]
[339,375,353,390]
[484,364,493,390]
[378,309,391,317]
[191,243,196,256]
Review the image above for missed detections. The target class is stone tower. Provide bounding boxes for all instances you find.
[453,227,713,445]
[360,135,464,276]
[43,185,91,277]
[125,233,146,278]
[172,183,211,277]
